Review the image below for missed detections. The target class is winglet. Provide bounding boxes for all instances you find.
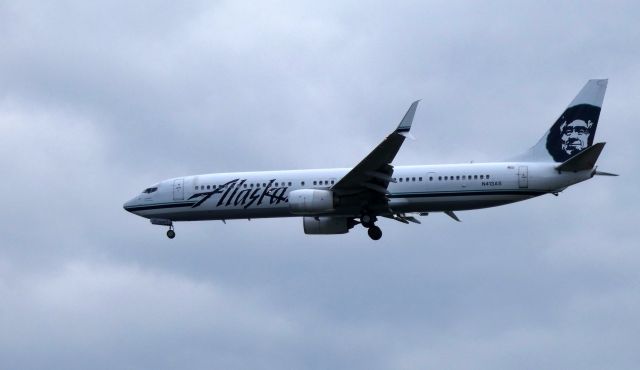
[395,100,420,134]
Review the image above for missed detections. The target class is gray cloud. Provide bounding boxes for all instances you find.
[1,1,639,369]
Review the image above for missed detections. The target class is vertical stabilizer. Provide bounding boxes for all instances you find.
[513,79,608,162]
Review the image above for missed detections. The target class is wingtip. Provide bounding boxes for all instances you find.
[396,100,421,132]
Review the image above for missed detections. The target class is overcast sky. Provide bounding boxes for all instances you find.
[1,1,639,369]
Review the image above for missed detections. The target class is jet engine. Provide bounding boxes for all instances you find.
[288,189,335,215]
[303,216,350,235]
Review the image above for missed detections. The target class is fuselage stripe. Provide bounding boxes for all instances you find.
[387,190,546,198]
[128,189,546,212]
[124,202,197,211]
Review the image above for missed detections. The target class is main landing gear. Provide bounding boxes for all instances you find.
[166,227,175,239]
[361,213,382,241]
[367,225,382,240]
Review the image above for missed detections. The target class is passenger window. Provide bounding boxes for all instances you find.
[486,174,490,179]
[195,186,199,190]
[438,176,442,181]
[324,180,328,185]
[456,176,460,180]
[480,175,484,179]
[412,177,416,181]
[474,175,478,179]
[301,181,305,186]
[429,177,433,181]
[419,177,422,181]
[313,181,317,185]
[331,180,334,184]
[462,176,466,180]
[288,182,292,186]
[406,177,409,182]
[206,185,211,190]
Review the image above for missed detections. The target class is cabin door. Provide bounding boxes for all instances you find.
[173,178,184,200]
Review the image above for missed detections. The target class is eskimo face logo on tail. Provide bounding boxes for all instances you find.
[560,119,592,155]
[546,104,601,162]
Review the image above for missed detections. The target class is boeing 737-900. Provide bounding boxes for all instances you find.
[124,79,616,240]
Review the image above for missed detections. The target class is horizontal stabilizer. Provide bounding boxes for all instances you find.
[556,142,606,172]
[594,171,619,176]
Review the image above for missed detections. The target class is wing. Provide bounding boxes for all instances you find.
[331,100,420,197]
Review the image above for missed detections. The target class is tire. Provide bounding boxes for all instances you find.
[167,229,176,239]
[367,226,382,240]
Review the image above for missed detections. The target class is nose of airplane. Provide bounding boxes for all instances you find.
[123,198,136,213]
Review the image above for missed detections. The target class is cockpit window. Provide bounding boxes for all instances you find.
[143,187,158,194]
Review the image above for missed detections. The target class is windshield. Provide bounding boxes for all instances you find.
[142,187,158,194]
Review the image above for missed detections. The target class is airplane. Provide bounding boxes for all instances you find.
[124,79,616,240]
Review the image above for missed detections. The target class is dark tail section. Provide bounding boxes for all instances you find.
[513,79,608,162]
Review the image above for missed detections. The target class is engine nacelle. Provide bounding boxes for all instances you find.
[303,216,349,235]
[288,189,335,215]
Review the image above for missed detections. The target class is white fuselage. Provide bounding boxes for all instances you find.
[123,162,593,221]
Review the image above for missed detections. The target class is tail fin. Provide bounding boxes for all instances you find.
[514,79,608,162]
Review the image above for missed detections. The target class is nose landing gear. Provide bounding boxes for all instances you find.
[150,219,175,239]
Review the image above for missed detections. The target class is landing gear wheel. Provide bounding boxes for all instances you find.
[367,225,382,240]
[166,229,176,239]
